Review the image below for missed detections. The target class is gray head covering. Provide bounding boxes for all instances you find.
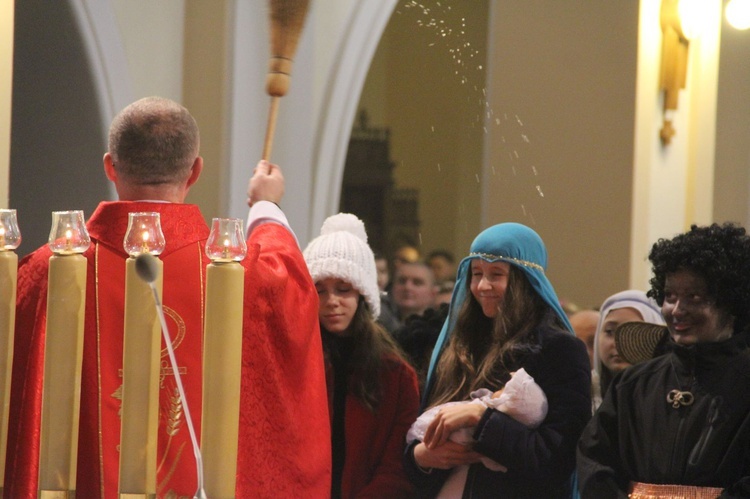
[593,289,665,385]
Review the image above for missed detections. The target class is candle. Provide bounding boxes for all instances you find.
[38,210,88,496]
[118,256,163,496]
[141,231,149,253]
[205,218,247,263]
[0,209,20,494]
[202,218,246,497]
[0,209,22,252]
[119,212,164,495]
[202,261,244,497]
[65,229,73,252]
[47,211,90,255]
[0,249,17,492]
[39,253,87,495]
[222,238,230,260]
[123,213,165,257]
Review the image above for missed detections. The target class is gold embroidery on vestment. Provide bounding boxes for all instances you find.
[94,242,106,498]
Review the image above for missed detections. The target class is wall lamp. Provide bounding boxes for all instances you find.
[659,0,748,145]
[659,0,702,145]
[726,0,750,30]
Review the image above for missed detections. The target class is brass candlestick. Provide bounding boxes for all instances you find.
[0,209,20,494]
[39,210,90,497]
[202,218,246,497]
[119,212,165,497]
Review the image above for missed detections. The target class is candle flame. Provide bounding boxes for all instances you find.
[222,238,231,259]
[64,229,74,252]
[141,231,150,253]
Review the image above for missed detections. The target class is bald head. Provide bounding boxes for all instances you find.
[570,309,600,368]
[108,96,200,186]
[393,245,420,270]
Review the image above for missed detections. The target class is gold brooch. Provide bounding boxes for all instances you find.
[667,389,694,409]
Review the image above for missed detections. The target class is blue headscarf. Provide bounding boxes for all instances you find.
[424,222,573,403]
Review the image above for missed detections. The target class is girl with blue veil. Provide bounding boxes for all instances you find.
[403,222,591,498]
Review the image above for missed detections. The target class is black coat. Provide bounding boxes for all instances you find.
[405,325,592,498]
[577,331,750,498]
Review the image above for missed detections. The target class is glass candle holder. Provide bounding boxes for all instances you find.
[0,209,22,251]
[205,218,247,263]
[47,210,90,255]
[123,212,166,257]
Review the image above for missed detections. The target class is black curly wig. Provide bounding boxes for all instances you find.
[647,223,750,333]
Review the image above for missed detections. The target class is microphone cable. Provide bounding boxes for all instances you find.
[136,253,207,499]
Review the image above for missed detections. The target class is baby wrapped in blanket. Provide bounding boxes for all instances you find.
[406,368,547,472]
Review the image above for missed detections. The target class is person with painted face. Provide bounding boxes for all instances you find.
[304,213,420,499]
[577,223,750,498]
[404,222,591,498]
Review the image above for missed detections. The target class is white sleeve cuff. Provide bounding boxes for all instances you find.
[246,201,300,248]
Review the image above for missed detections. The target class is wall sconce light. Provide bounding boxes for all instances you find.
[659,0,705,145]
[726,0,750,30]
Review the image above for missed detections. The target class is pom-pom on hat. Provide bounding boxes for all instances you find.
[303,213,380,318]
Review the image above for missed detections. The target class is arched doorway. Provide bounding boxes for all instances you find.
[341,0,490,263]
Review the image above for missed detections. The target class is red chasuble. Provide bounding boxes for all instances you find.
[236,217,331,497]
[4,201,331,498]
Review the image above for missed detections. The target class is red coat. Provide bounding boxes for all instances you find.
[326,355,419,498]
[4,201,331,498]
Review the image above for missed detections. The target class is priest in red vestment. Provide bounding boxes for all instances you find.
[3,97,331,498]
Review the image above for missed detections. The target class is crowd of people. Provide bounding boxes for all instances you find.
[4,97,750,498]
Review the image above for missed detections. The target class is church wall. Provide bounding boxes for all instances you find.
[483,1,639,309]
[714,11,750,226]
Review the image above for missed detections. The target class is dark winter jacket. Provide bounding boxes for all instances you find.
[405,325,591,498]
[577,331,750,498]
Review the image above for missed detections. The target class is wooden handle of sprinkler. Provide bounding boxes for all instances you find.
[262,0,311,161]
[262,56,293,161]
[262,96,280,162]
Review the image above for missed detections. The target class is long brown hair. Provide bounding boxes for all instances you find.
[427,265,556,407]
[321,297,408,413]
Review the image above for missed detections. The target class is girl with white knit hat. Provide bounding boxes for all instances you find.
[303,213,419,498]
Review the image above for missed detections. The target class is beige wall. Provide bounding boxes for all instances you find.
[111,0,185,101]
[182,1,231,221]
[112,0,230,220]
[484,2,639,309]
[362,1,638,308]
[714,12,750,224]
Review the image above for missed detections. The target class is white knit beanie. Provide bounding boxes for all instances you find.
[303,213,381,318]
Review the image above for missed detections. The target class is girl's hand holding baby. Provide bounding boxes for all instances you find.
[414,441,483,470]
[423,403,487,449]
